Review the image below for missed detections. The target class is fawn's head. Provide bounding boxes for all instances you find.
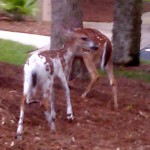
[64,29,99,52]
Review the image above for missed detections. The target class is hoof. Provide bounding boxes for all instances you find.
[81,93,86,98]
[67,114,74,122]
[16,134,22,141]
[114,103,119,111]
[26,98,40,104]
[50,122,56,133]
[81,93,87,98]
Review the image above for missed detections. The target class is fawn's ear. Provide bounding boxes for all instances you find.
[63,29,74,39]
[61,24,79,39]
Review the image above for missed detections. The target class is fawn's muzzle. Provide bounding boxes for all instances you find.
[91,44,99,51]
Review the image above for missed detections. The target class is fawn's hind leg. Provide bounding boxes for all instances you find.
[81,53,100,98]
[105,61,118,109]
[16,95,26,140]
[42,79,56,132]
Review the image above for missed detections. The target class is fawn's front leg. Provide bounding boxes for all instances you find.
[59,72,74,121]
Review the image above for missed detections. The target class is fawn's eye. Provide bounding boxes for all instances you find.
[81,37,88,41]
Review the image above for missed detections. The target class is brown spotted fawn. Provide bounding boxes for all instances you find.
[16,29,98,140]
[71,28,118,109]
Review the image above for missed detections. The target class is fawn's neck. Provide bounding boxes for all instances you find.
[64,42,78,64]
[63,40,78,80]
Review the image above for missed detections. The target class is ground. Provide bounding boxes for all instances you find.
[0,0,150,150]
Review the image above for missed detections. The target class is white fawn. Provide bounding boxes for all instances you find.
[16,29,98,140]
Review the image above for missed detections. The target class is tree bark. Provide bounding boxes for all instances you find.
[51,0,83,49]
[112,0,143,66]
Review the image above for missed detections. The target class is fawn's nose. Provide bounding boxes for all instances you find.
[91,44,99,51]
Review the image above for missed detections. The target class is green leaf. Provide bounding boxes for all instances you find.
[0,0,37,21]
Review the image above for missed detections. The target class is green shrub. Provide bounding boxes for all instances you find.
[0,0,37,21]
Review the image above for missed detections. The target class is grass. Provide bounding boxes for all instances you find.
[0,39,36,65]
[114,60,150,82]
[98,63,150,83]
[141,59,150,65]
[115,68,150,82]
[101,69,150,83]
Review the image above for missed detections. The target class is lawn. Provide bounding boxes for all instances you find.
[0,39,36,65]
[115,68,150,82]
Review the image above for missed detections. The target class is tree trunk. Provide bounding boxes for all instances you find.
[112,0,143,66]
[51,0,83,49]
